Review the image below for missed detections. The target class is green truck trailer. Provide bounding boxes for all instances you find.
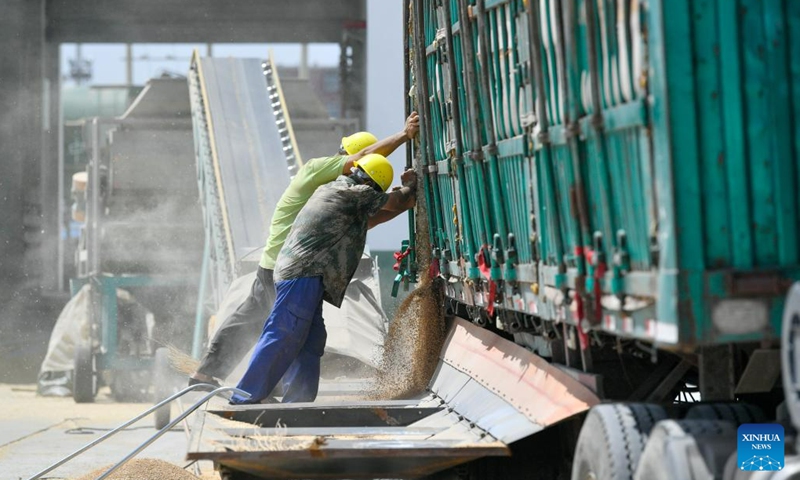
[404,0,800,477]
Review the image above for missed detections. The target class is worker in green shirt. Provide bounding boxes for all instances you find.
[189,112,419,388]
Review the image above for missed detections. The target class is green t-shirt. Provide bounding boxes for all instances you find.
[259,155,348,270]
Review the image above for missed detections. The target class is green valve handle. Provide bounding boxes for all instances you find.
[392,272,403,298]
[391,240,412,298]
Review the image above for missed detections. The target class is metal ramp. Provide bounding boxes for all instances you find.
[186,318,600,479]
[188,51,299,313]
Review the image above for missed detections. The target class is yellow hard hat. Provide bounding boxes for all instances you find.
[354,154,394,192]
[341,131,378,155]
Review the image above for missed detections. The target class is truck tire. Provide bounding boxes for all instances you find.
[782,284,800,429]
[153,347,173,430]
[684,403,766,424]
[571,403,666,480]
[634,419,736,480]
[73,343,96,403]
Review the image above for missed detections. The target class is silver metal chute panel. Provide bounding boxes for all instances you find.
[198,57,292,264]
[189,401,507,479]
[187,319,600,478]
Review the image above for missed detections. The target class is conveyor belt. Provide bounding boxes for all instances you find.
[189,52,297,299]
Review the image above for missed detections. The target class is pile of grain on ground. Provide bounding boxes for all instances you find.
[71,458,201,480]
[369,278,446,399]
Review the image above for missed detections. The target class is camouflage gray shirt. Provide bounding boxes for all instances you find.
[274,175,388,307]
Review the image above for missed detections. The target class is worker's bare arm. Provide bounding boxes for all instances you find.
[342,112,420,172]
[381,186,415,213]
[368,172,417,228]
[379,169,417,214]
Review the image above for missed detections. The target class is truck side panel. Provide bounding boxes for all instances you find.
[411,0,800,347]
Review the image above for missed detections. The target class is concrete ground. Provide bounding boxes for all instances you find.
[0,378,371,480]
[0,383,222,480]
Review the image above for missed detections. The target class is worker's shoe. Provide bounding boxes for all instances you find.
[187,376,222,390]
[227,395,280,406]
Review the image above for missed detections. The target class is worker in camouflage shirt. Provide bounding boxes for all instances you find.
[189,114,419,390]
[230,154,417,404]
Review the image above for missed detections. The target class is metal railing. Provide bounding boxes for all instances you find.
[27,384,250,480]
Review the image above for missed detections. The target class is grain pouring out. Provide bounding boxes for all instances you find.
[369,163,447,400]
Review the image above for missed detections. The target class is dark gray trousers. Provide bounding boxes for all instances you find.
[196,266,277,379]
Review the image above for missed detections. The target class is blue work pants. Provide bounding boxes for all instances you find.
[230,276,326,404]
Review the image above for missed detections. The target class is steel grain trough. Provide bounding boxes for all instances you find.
[187,319,599,479]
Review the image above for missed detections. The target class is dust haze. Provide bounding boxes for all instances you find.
[0,81,62,384]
